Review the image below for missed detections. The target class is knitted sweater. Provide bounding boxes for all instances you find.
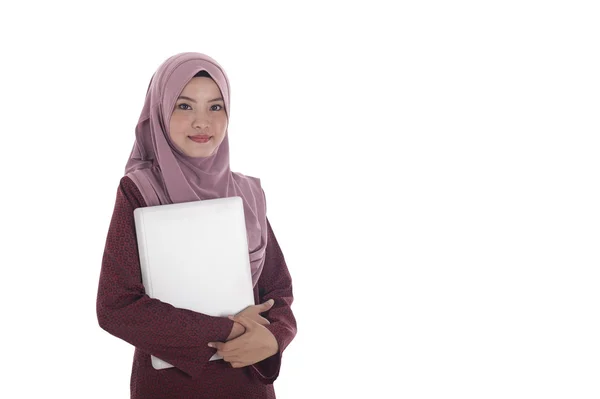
[97,176,297,398]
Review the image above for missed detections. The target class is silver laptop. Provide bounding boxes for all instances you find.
[133,196,255,370]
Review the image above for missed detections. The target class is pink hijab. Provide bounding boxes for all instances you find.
[124,52,267,287]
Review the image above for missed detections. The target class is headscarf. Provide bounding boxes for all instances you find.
[124,52,267,287]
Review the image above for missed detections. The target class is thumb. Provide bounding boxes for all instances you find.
[262,299,275,309]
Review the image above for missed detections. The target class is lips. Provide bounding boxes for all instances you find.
[189,135,212,143]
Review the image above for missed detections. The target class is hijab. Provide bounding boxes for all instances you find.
[124,52,267,287]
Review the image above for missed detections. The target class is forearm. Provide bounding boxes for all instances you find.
[97,273,234,379]
[98,179,238,379]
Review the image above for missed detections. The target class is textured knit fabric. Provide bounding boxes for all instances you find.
[97,176,297,398]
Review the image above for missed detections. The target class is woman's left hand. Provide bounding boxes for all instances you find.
[208,315,279,368]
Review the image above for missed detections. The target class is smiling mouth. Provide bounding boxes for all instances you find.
[189,136,212,143]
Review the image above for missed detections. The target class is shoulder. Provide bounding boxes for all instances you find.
[232,171,264,194]
[232,171,268,214]
[232,171,260,185]
[117,175,147,209]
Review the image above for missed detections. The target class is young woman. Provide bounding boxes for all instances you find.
[96,52,297,398]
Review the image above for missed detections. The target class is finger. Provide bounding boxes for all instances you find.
[209,341,241,353]
[217,334,247,352]
[228,314,257,330]
[230,362,247,368]
[222,352,240,362]
[260,299,275,312]
[259,316,271,325]
[220,344,250,359]
[207,342,224,350]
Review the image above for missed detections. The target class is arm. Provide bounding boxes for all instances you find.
[249,217,298,384]
[96,177,235,380]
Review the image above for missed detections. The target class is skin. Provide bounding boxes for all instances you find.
[169,77,228,158]
[211,300,279,368]
[209,314,280,368]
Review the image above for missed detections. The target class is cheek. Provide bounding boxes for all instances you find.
[169,119,187,137]
[215,116,228,135]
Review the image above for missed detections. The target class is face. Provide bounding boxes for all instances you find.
[169,77,228,158]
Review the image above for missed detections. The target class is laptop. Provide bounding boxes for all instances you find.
[133,196,255,370]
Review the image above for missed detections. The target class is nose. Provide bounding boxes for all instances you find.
[193,118,209,130]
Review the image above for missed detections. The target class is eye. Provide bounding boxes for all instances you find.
[177,103,192,110]
[211,104,223,111]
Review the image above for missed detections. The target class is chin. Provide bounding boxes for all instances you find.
[189,148,215,158]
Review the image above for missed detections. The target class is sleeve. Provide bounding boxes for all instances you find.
[96,177,235,380]
[249,217,298,384]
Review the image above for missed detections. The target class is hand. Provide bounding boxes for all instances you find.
[226,321,246,341]
[208,315,279,368]
[234,299,274,327]
[225,299,274,341]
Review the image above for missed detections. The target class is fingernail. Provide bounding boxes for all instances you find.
[228,315,234,320]
[208,343,214,348]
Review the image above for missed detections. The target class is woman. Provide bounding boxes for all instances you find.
[96,52,297,398]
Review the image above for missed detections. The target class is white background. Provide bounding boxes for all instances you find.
[1,1,599,398]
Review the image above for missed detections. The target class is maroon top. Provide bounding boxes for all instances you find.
[97,176,297,398]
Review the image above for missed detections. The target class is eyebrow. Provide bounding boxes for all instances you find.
[177,95,224,103]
